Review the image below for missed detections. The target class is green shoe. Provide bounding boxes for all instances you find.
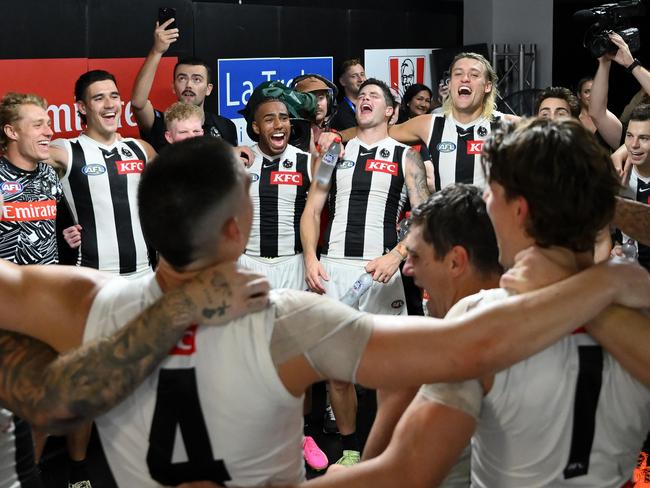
[335,450,360,466]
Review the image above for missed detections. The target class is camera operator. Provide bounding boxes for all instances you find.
[589,32,650,150]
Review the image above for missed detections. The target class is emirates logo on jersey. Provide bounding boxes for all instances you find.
[169,324,198,356]
[1,200,56,221]
[270,171,303,186]
[365,160,398,176]
[116,160,145,175]
[1,181,23,195]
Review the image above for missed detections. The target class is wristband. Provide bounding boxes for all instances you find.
[626,58,642,72]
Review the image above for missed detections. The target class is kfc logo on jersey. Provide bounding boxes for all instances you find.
[365,160,398,176]
[116,160,145,175]
[169,324,198,356]
[467,140,484,155]
[81,164,106,176]
[270,171,303,185]
[1,181,23,196]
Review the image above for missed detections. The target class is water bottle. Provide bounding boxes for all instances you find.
[340,272,373,307]
[315,138,342,186]
[620,238,639,261]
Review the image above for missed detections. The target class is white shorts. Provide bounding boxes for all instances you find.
[238,253,306,290]
[320,256,407,315]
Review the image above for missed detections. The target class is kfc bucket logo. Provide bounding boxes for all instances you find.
[389,56,425,95]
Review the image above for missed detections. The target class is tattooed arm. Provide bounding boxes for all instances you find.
[614,197,650,246]
[0,261,269,432]
[403,147,431,208]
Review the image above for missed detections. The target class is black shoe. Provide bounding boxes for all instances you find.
[323,404,338,434]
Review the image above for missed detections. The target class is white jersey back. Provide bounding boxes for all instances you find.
[83,276,304,487]
[54,134,150,276]
[465,289,650,487]
[426,112,502,190]
[0,409,19,488]
[322,137,408,260]
[246,144,311,258]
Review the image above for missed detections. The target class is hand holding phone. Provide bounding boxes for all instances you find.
[158,7,177,30]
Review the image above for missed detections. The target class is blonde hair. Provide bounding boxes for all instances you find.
[442,52,499,120]
[164,102,205,129]
[0,92,48,151]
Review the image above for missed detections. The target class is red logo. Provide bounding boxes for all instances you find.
[270,171,303,185]
[388,56,425,95]
[116,160,145,175]
[169,324,198,356]
[365,159,398,176]
[1,200,57,222]
[467,140,484,155]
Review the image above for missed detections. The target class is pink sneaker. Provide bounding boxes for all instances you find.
[303,435,328,471]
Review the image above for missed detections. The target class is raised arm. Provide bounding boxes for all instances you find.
[300,176,330,294]
[0,261,269,431]
[589,57,623,150]
[387,114,432,145]
[131,19,179,133]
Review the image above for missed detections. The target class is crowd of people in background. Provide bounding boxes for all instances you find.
[0,15,650,488]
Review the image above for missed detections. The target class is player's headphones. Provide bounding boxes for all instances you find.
[290,74,339,125]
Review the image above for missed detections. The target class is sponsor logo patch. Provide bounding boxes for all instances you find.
[1,200,56,221]
[169,324,198,355]
[250,173,260,182]
[391,299,405,309]
[477,126,488,137]
[270,171,303,185]
[337,159,355,169]
[116,160,145,175]
[380,148,390,158]
[120,146,133,158]
[365,159,398,176]
[467,140,483,155]
[81,164,106,176]
[282,159,293,169]
[1,181,23,195]
[437,141,456,153]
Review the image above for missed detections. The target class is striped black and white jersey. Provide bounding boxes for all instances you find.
[620,167,650,270]
[245,144,311,258]
[426,112,503,190]
[322,137,408,260]
[53,134,150,276]
[0,157,61,265]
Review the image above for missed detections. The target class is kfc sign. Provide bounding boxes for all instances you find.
[365,159,398,176]
[270,171,303,185]
[389,56,425,96]
[0,57,178,139]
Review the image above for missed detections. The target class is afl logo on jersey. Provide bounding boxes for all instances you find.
[380,148,390,158]
[1,181,23,195]
[391,299,404,309]
[250,173,260,182]
[81,164,106,176]
[337,159,355,170]
[437,142,456,153]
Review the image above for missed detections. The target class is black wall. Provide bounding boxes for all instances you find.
[0,0,463,114]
